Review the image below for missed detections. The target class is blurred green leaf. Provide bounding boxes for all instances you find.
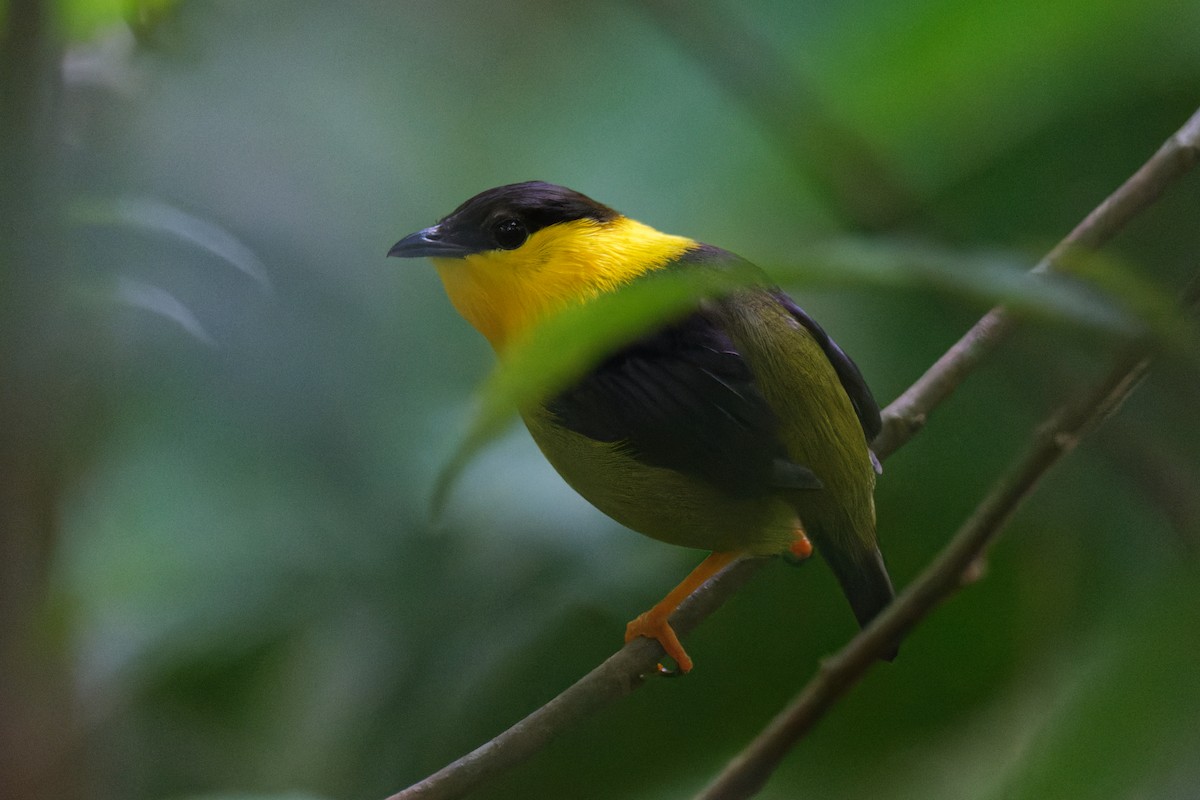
[770,239,1181,341]
[992,566,1200,800]
[1053,246,1199,347]
[57,0,178,39]
[435,236,1181,515]
[432,261,762,514]
[822,0,1196,187]
[72,196,272,291]
[115,276,214,344]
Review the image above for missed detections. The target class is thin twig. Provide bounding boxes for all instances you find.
[385,107,1200,800]
[693,276,1200,800]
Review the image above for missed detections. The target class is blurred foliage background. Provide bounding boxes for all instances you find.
[2,1,1199,799]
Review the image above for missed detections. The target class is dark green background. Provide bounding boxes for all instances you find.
[3,1,1199,798]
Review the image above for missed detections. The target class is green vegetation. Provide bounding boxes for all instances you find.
[2,1,1198,799]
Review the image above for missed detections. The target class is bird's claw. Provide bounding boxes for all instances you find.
[656,661,686,678]
[625,611,694,675]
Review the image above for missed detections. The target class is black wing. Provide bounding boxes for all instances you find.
[670,243,881,444]
[545,308,820,496]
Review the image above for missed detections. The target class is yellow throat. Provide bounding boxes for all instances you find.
[431,216,695,352]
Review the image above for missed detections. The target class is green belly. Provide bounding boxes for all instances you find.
[522,407,800,555]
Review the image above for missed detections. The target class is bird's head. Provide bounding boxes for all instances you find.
[388,181,693,351]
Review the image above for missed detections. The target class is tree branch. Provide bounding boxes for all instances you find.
[694,275,1200,800]
[389,557,767,800]
[384,106,1200,800]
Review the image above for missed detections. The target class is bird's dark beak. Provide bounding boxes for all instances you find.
[387,225,472,259]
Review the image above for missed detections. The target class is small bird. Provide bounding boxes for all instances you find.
[389,181,895,672]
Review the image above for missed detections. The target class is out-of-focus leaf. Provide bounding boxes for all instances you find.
[1053,247,1199,346]
[73,196,272,291]
[431,262,762,514]
[990,566,1200,800]
[62,21,140,93]
[821,0,1192,187]
[114,276,214,344]
[770,239,1184,341]
[435,236,1182,514]
[57,0,178,40]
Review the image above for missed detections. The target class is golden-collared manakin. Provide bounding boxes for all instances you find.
[389,182,895,672]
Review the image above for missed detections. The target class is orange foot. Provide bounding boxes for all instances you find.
[625,610,692,674]
[789,525,813,561]
[623,550,739,675]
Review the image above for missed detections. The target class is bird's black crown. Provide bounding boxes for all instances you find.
[390,181,620,258]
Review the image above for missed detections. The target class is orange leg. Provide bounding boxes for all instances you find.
[625,550,739,674]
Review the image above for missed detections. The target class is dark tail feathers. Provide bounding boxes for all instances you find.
[820,542,899,661]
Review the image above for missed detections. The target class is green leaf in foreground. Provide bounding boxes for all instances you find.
[430,263,762,515]
[57,0,180,40]
[432,238,1191,516]
[769,239,1180,341]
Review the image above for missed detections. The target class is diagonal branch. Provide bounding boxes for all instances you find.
[694,275,1200,800]
[389,557,768,800]
[384,106,1200,800]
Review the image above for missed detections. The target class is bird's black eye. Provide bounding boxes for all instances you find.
[492,218,528,250]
